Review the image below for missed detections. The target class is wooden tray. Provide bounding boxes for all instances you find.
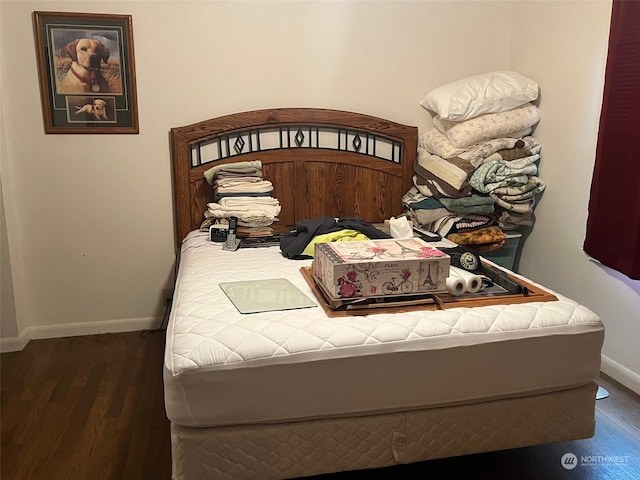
[300,265,558,318]
[310,268,439,311]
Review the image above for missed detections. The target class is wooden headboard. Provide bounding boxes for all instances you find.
[170,108,418,246]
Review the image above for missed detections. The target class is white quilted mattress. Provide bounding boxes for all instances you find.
[164,231,604,428]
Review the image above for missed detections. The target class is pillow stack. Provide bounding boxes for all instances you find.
[405,71,546,246]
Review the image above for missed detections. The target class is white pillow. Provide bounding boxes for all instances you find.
[420,71,539,121]
[432,103,541,149]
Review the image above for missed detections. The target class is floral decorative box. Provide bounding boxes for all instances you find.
[313,238,450,299]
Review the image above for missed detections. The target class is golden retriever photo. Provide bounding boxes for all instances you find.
[75,98,109,121]
[56,37,122,94]
[67,96,116,123]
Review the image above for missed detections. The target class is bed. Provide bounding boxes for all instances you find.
[164,108,604,480]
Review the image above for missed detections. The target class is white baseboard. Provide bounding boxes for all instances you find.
[601,354,640,395]
[0,328,31,353]
[0,316,162,353]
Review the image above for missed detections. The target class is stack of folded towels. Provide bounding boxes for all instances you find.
[404,71,546,251]
[201,160,281,233]
[203,160,273,200]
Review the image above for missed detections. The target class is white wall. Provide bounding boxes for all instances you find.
[0,0,512,341]
[1,35,22,347]
[510,0,640,393]
[1,176,19,341]
[2,0,638,393]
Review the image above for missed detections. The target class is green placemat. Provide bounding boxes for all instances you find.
[219,278,317,314]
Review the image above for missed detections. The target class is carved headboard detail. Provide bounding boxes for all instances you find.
[170,108,418,246]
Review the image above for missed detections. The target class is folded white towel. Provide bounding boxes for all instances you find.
[204,207,278,224]
[218,196,280,208]
[213,177,264,186]
[204,160,262,185]
[214,179,274,194]
[206,202,281,218]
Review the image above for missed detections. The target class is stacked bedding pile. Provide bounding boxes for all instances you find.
[201,160,281,234]
[406,71,546,247]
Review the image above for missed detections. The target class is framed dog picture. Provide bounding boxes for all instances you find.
[33,11,139,134]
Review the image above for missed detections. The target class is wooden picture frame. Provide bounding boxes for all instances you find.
[33,11,139,134]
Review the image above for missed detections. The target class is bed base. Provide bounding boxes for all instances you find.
[170,382,597,480]
[167,108,600,479]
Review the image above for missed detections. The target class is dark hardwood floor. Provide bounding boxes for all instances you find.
[1,331,639,480]
[1,331,171,480]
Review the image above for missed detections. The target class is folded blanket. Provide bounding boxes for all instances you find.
[428,213,498,236]
[214,168,263,179]
[214,192,273,202]
[414,150,474,198]
[206,201,281,218]
[199,216,275,231]
[204,209,277,227]
[204,160,262,185]
[236,216,275,227]
[491,196,535,214]
[218,196,281,208]
[213,177,267,187]
[403,187,450,226]
[414,135,542,201]
[404,208,440,229]
[215,166,261,174]
[412,175,449,198]
[490,178,545,216]
[421,128,534,160]
[491,176,546,199]
[462,136,541,168]
[402,186,437,209]
[439,194,495,215]
[494,147,534,162]
[497,209,535,230]
[214,178,274,194]
[469,154,540,193]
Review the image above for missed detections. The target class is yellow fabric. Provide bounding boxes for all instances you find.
[302,230,369,257]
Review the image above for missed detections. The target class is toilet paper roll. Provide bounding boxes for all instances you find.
[446,276,466,296]
[449,266,483,294]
